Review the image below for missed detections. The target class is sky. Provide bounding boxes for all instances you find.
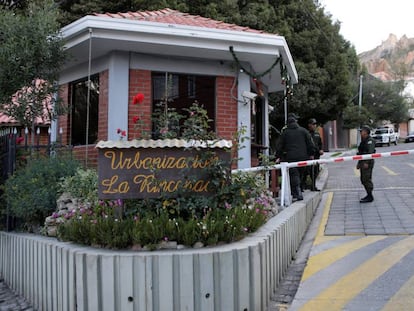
[318,0,414,54]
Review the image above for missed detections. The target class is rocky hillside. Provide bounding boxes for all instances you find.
[359,34,414,81]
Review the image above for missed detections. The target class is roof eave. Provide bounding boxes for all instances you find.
[61,16,298,92]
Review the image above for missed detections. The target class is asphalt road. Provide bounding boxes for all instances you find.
[288,142,414,310]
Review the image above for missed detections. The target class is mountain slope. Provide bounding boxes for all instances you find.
[359,34,414,81]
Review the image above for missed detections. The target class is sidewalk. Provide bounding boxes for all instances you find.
[0,279,33,311]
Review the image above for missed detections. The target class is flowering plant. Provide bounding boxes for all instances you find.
[181,101,217,140]
[131,93,151,139]
[152,101,183,139]
[132,93,144,105]
[126,92,217,140]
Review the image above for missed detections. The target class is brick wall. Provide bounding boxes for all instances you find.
[72,145,98,167]
[399,122,408,138]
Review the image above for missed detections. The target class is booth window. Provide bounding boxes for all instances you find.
[151,72,215,136]
[69,75,99,145]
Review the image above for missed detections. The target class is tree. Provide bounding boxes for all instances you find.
[57,0,189,25]
[342,105,371,129]
[0,0,67,144]
[361,78,408,126]
[267,0,359,128]
[343,76,408,128]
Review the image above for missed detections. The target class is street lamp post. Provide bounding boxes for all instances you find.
[358,74,363,116]
[357,74,363,145]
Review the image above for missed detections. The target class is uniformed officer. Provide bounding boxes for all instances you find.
[356,125,376,203]
[275,113,314,201]
[306,118,324,191]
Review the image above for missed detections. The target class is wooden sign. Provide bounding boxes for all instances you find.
[98,146,231,199]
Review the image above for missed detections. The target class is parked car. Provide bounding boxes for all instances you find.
[405,132,414,143]
[371,127,398,146]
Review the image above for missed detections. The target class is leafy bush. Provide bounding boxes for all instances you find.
[59,167,98,204]
[57,173,278,249]
[2,157,80,230]
[181,101,217,140]
[58,199,271,249]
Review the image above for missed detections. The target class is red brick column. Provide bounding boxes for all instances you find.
[216,76,238,140]
[216,76,239,168]
[128,69,152,139]
[98,70,109,141]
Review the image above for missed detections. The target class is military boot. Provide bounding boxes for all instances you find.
[360,192,374,203]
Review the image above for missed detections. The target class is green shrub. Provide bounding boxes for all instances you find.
[3,157,79,229]
[57,185,275,249]
[181,101,217,140]
[56,156,278,250]
[59,167,98,204]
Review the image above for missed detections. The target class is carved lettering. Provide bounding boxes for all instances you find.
[98,147,230,199]
[101,175,130,194]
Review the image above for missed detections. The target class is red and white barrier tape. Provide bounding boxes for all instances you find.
[232,149,414,174]
[231,149,414,207]
[288,149,414,169]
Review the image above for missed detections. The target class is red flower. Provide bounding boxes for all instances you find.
[133,93,144,105]
[121,130,126,137]
[117,128,121,134]
[133,115,140,123]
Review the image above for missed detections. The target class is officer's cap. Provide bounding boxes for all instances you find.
[308,118,317,125]
[359,125,371,134]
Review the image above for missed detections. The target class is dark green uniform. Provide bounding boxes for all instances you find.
[357,135,376,196]
[306,129,323,190]
[310,130,323,159]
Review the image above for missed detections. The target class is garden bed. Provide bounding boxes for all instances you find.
[0,192,321,311]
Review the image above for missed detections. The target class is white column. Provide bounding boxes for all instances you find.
[237,72,251,169]
[263,91,270,188]
[263,90,270,158]
[107,52,129,141]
